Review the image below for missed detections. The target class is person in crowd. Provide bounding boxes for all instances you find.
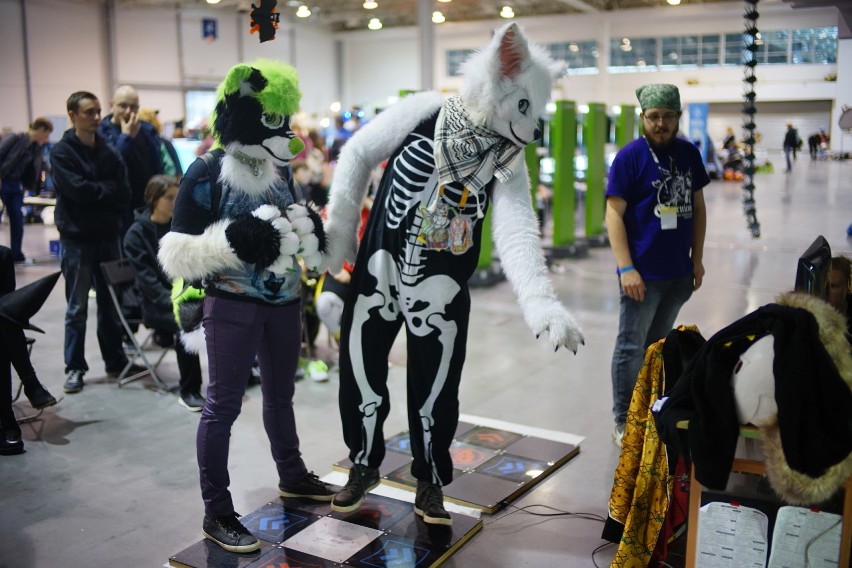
[123,175,204,410]
[291,159,328,210]
[97,85,164,233]
[50,91,145,394]
[0,245,59,455]
[138,108,183,179]
[818,128,830,160]
[306,128,330,186]
[605,83,708,446]
[828,255,851,339]
[722,126,736,151]
[783,122,799,173]
[0,117,54,262]
[808,132,821,160]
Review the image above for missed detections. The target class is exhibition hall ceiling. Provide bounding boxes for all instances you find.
[77,0,762,31]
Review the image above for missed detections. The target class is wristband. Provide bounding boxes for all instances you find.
[617,265,635,276]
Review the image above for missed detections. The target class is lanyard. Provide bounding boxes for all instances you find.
[643,136,679,193]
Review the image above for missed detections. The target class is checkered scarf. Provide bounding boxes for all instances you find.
[434,96,523,191]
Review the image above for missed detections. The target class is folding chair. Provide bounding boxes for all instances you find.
[99,258,171,391]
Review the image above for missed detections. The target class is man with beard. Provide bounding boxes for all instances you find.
[604,84,708,445]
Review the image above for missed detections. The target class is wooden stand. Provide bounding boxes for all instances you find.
[683,423,852,567]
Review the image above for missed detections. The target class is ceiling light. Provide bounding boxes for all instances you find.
[206,0,221,4]
[500,6,514,18]
[437,0,451,3]
[363,1,378,9]
[330,101,341,112]
[432,11,445,23]
[667,0,681,4]
[368,17,382,30]
[296,5,311,17]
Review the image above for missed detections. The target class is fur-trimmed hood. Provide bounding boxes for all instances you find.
[762,291,852,505]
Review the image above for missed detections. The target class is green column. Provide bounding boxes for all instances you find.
[525,141,540,208]
[615,105,637,149]
[475,208,493,270]
[550,100,576,246]
[584,102,606,238]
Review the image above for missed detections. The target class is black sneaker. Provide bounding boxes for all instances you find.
[178,392,205,412]
[330,464,381,513]
[24,383,58,410]
[63,370,85,394]
[106,363,149,379]
[278,471,334,501]
[202,512,260,553]
[414,480,453,526]
[0,428,24,456]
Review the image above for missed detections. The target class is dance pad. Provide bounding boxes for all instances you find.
[334,415,582,513]
[168,416,581,567]
[168,492,481,568]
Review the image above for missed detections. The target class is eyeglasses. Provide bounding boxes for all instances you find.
[644,112,679,124]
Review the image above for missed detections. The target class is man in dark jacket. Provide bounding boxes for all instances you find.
[0,117,53,262]
[50,91,142,394]
[97,85,163,234]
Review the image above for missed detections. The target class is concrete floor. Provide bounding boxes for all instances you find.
[0,152,849,567]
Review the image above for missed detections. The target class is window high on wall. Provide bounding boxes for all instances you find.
[447,49,474,77]
[608,26,836,72]
[609,37,659,72]
[548,41,599,75]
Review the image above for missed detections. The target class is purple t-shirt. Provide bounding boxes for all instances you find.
[606,137,709,281]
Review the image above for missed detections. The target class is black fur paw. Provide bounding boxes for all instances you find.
[304,205,327,254]
[225,213,281,269]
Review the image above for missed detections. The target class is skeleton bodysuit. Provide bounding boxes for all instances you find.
[338,111,493,486]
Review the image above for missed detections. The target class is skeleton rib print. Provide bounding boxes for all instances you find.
[384,132,488,287]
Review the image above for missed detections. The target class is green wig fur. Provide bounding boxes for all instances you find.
[211,58,301,145]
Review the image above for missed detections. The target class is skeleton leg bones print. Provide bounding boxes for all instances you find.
[339,121,476,487]
[326,23,584,511]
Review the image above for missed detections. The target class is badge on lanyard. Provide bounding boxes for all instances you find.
[418,186,475,254]
[645,137,679,231]
[659,205,677,230]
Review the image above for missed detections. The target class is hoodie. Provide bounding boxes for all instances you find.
[49,128,130,242]
[123,207,176,332]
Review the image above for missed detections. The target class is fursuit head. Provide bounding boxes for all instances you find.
[158,59,325,353]
[322,22,584,353]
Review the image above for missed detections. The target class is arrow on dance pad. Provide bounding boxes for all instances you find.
[259,514,289,531]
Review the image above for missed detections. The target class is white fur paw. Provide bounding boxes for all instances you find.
[279,231,300,257]
[302,252,323,272]
[252,204,281,222]
[321,220,358,274]
[270,216,292,234]
[299,233,320,256]
[522,297,585,354]
[285,203,309,219]
[268,254,296,275]
[290,216,316,237]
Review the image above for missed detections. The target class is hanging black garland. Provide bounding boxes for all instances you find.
[742,0,760,237]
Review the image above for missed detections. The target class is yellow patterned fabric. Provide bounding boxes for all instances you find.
[607,325,699,567]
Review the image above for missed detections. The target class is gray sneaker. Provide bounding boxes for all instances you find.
[63,370,85,394]
[202,513,259,553]
[330,464,380,513]
[414,480,452,526]
[278,471,335,501]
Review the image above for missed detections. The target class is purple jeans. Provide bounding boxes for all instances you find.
[198,295,306,518]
